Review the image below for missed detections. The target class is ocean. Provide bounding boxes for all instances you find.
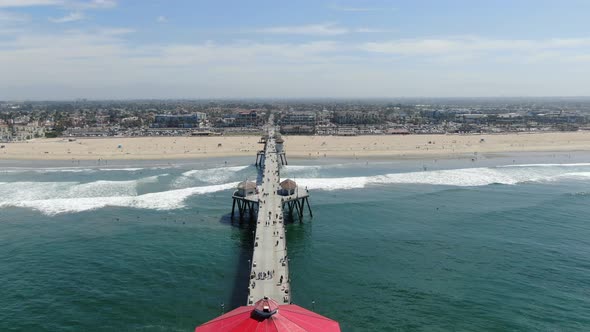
[1,152,590,331]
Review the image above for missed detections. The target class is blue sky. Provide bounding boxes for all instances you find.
[1,0,589,99]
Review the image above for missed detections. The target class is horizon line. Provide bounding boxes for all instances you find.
[3,96,590,103]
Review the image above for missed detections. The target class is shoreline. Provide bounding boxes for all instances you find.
[1,131,590,161]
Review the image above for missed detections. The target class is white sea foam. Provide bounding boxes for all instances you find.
[4,163,590,215]
[182,165,249,177]
[553,172,590,180]
[98,168,145,171]
[35,168,93,173]
[291,166,590,191]
[174,165,249,187]
[292,177,369,190]
[284,164,351,171]
[22,168,95,173]
[283,165,321,171]
[284,164,328,177]
[0,179,139,202]
[0,166,171,173]
[498,163,590,168]
[1,167,144,173]
[0,181,238,215]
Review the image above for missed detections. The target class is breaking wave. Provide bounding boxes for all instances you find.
[283,165,321,171]
[182,165,249,177]
[282,165,323,178]
[0,167,96,173]
[292,166,590,191]
[498,163,590,168]
[3,162,590,215]
[0,167,154,173]
[0,180,237,215]
[174,165,249,187]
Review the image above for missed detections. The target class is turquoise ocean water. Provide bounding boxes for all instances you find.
[1,153,590,331]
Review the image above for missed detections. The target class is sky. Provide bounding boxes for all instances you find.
[1,0,590,100]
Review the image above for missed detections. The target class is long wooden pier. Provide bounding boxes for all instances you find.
[228,116,312,304]
[194,119,342,331]
[247,125,292,304]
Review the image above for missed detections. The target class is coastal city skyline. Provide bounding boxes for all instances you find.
[2,0,590,99]
[2,98,590,143]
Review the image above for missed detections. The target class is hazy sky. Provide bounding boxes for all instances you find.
[1,0,590,100]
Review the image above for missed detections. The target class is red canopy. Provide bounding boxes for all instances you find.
[195,297,341,332]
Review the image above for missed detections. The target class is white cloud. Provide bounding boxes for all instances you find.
[78,0,116,9]
[253,23,392,36]
[156,15,167,23]
[30,1,117,24]
[328,4,395,12]
[354,27,394,33]
[0,0,116,9]
[1,29,590,99]
[97,27,135,35]
[0,10,30,23]
[0,0,62,7]
[49,11,84,23]
[362,37,590,56]
[255,23,349,36]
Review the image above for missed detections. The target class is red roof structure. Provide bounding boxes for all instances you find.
[195,297,341,332]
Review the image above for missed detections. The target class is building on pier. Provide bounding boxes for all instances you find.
[278,179,297,196]
[236,181,257,197]
[195,297,341,331]
[274,136,288,165]
[231,181,258,220]
[275,136,284,152]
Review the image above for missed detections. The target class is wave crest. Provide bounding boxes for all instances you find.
[293,166,590,191]
[0,182,238,215]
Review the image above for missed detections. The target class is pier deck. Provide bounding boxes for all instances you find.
[233,191,309,205]
[247,127,291,305]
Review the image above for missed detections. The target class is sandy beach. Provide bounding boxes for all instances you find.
[1,132,590,161]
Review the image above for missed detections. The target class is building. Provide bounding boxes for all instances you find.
[386,128,411,135]
[280,125,315,135]
[280,112,316,134]
[280,112,316,127]
[275,136,284,153]
[236,181,257,197]
[0,124,11,141]
[235,110,263,127]
[152,112,207,128]
[195,297,341,332]
[12,125,45,140]
[278,179,297,196]
[64,127,112,137]
[336,126,357,136]
[332,111,380,125]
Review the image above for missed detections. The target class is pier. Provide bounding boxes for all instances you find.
[255,133,287,167]
[228,116,312,304]
[247,124,292,304]
[195,117,341,331]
